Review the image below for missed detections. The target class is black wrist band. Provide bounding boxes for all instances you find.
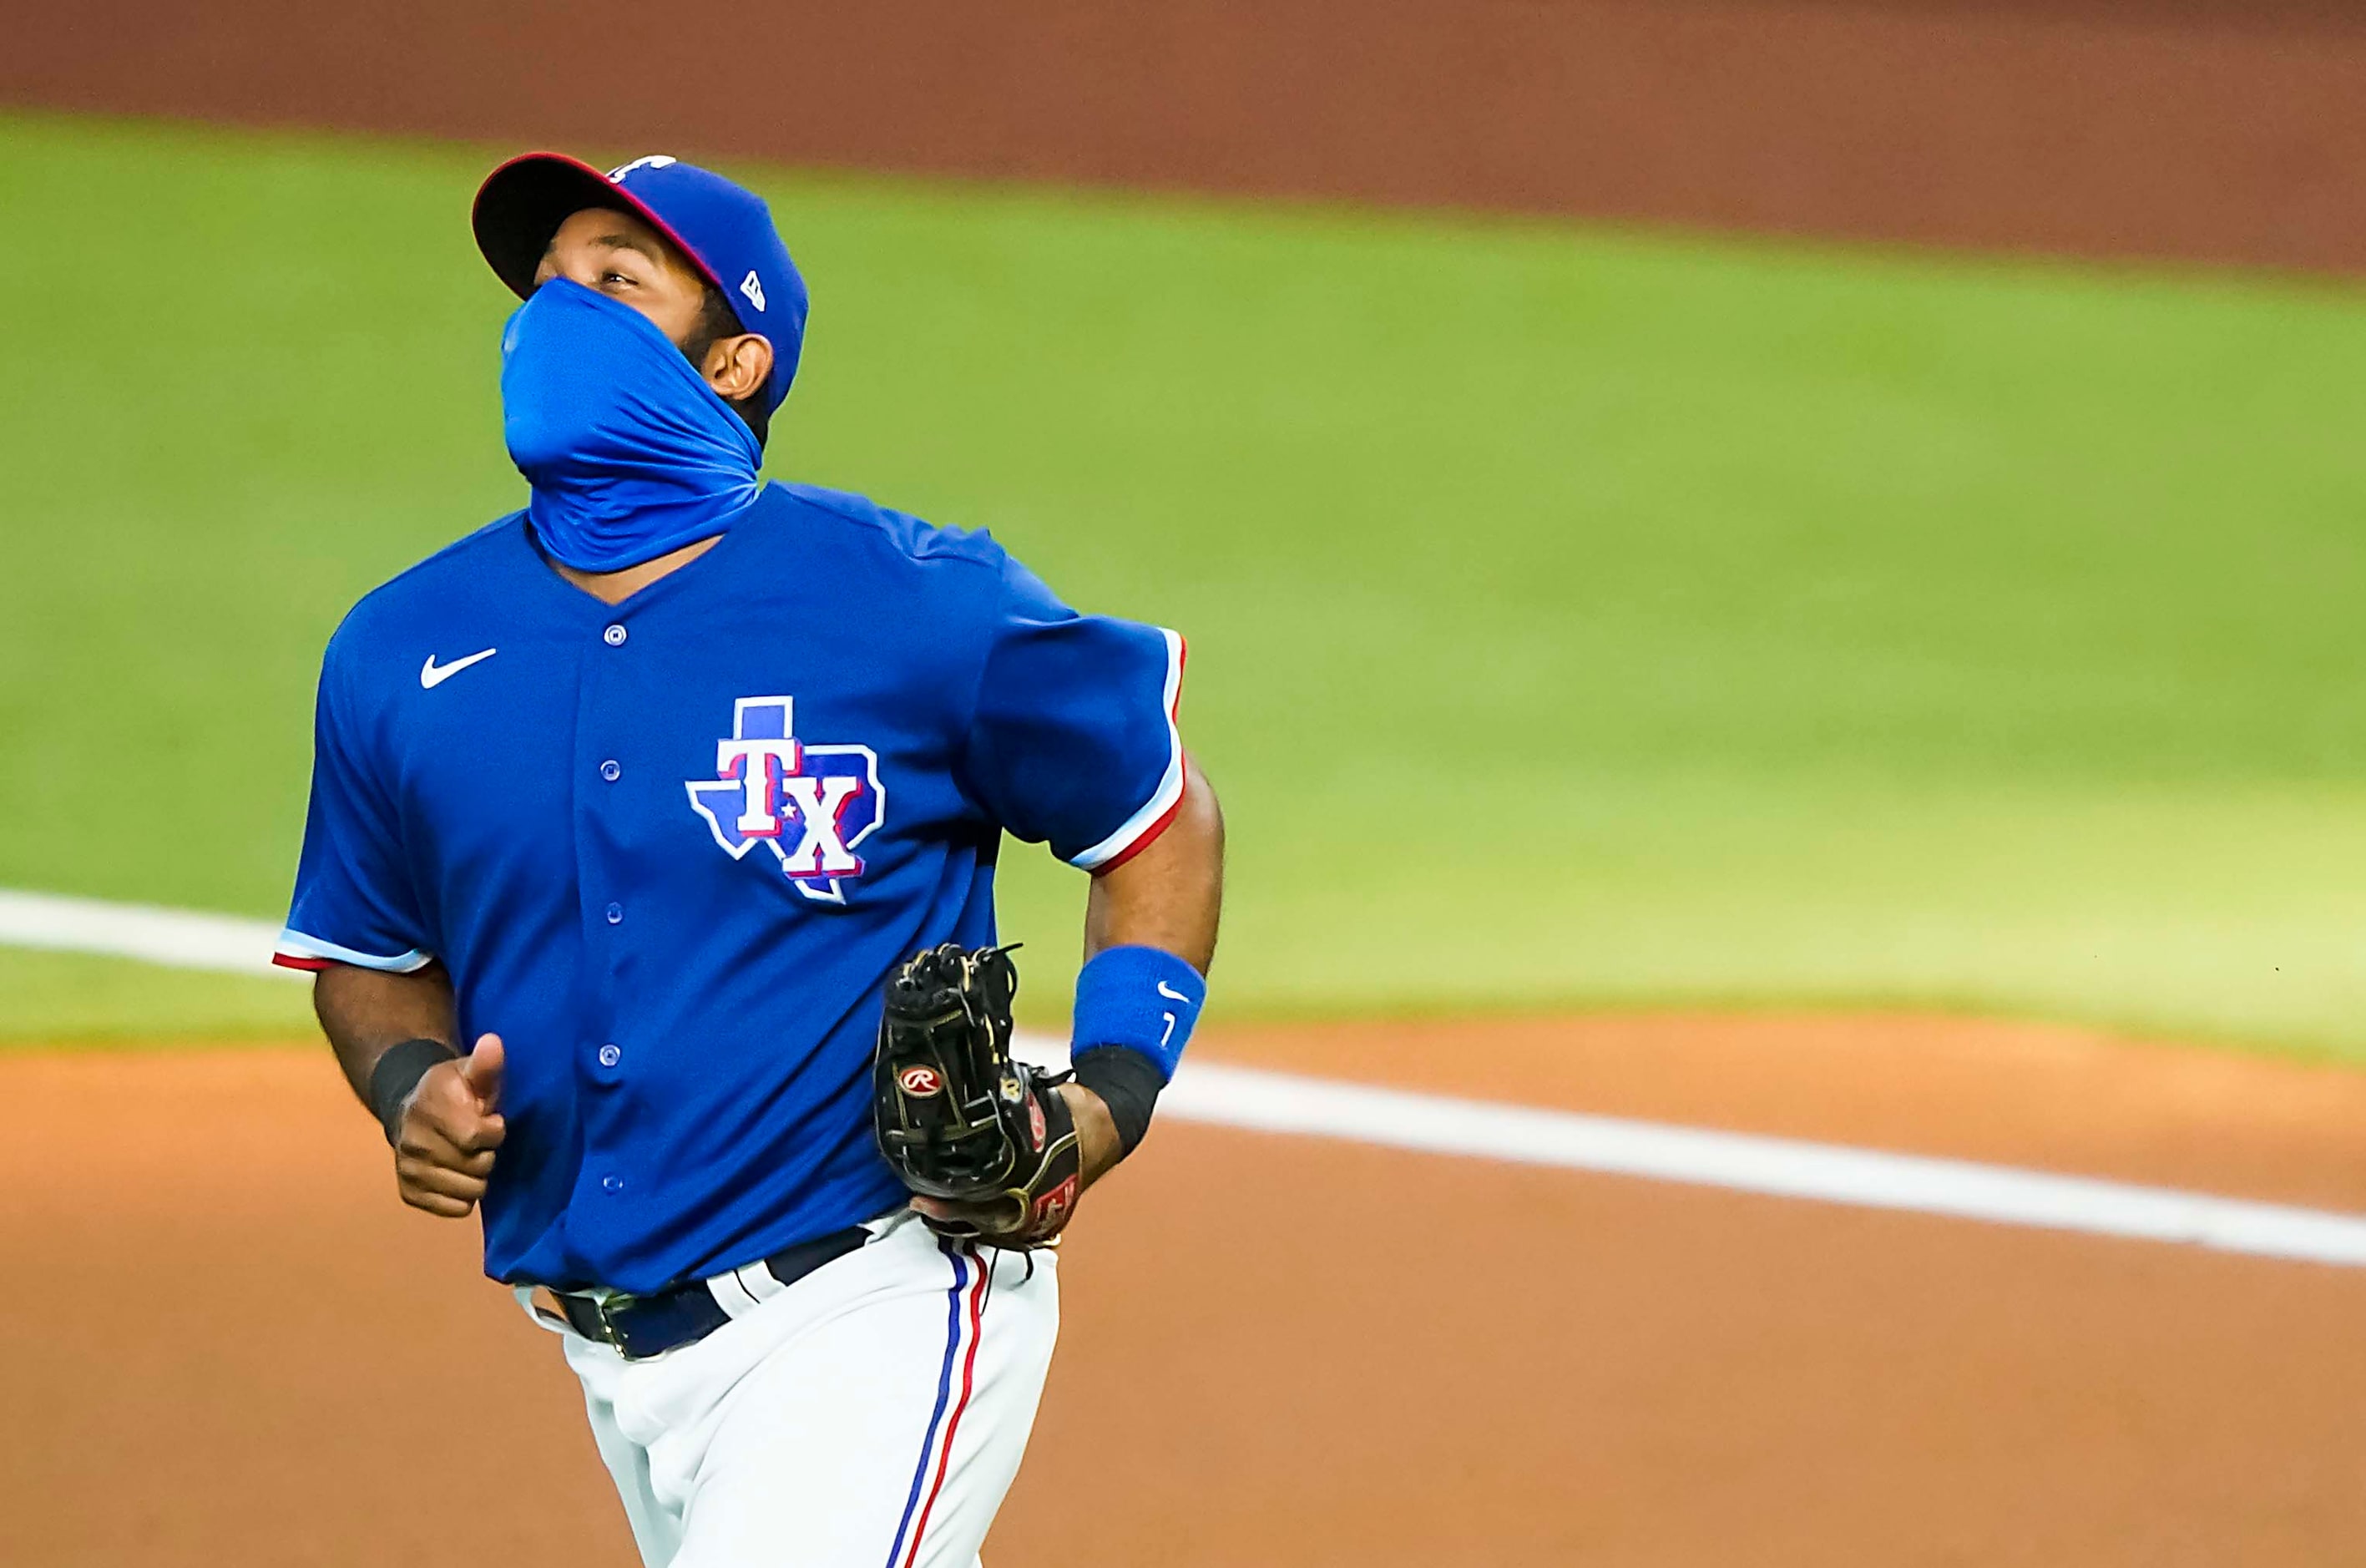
[1070,1045,1164,1157]
[368,1038,459,1145]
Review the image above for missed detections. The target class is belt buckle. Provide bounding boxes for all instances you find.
[593,1292,640,1354]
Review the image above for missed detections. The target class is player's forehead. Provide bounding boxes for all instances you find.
[544,205,695,275]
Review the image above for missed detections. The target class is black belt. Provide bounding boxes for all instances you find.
[552,1225,870,1360]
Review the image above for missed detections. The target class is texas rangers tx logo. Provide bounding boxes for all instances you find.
[685,696,884,905]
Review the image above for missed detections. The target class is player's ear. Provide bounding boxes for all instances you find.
[704,334,773,407]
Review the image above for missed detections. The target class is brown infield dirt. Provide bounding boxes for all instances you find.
[9,1016,2366,1566]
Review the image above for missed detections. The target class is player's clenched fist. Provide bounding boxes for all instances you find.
[384,1034,508,1218]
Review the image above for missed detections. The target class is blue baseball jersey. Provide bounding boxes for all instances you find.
[276,482,1186,1293]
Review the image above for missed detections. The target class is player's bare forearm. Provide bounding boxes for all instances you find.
[1054,1082,1126,1189]
[1061,755,1225,1183]
[313,963,507,1218]
[1083,753,1224,974]
[312,961,459,1105]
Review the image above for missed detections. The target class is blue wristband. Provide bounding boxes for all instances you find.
[1071,945,1206,1082]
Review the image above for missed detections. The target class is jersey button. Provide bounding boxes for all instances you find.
[603,624,628,647]
[600,1174,624,1194]
[599,760,622,782]
[604,902,624,925]
[598,1044,622,1068]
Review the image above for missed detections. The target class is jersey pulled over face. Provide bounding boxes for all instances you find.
[277,484,1186,1293]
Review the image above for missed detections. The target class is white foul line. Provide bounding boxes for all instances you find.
[0,888,283,975]
[7,887,2366,1268]
[1155,1061,2366,1268]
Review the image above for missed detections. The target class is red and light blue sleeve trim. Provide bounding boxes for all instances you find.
[270,926,434,974]
[1069,629,1186,873]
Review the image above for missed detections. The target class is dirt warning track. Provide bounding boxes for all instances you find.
[13,1,2366,272]
[8,1020,2366,1565]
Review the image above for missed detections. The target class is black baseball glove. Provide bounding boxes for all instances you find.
[873,943,1082,1247]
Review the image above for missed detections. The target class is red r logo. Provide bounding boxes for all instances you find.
[897,1065,943,1097]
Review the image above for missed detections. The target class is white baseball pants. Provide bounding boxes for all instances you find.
[543,1211,1059,1568]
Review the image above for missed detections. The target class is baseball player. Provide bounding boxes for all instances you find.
[273,151,1224,1568]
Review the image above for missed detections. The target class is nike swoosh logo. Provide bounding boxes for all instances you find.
[420,648,498,689]
[1156,980,1191,1004]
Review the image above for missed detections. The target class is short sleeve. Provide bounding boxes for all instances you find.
[962,556,1186,870]
[273,638,434,973]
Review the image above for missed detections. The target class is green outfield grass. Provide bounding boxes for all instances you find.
[8,112,2366,1055]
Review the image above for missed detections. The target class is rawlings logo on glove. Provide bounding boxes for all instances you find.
[872,943,1081,1247]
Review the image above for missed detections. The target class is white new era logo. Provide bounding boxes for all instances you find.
[739,271,766,313]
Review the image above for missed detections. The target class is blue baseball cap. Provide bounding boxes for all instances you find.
[473,152,808,412]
